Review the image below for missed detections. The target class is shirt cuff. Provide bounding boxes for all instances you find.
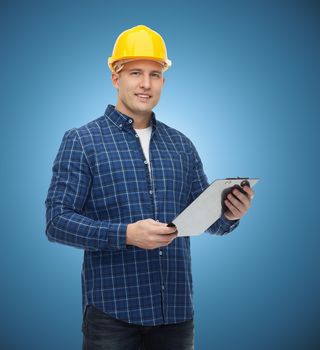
[220,215,240,230]
[99,222,128,250]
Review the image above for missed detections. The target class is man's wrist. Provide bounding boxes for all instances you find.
[222,214,239,225]
[126,223,133,245]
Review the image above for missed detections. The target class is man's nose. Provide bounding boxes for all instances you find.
[139,74,151,89]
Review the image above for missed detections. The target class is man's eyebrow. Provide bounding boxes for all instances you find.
[128,68,162,74]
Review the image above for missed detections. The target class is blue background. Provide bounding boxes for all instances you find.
[1,0,319,349]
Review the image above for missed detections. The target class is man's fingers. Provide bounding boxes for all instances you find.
[159,227,178,235]
[225,199,241,217]
[155,224,177,235]
[243,186,254,199]
[149,219,166,226]
[232,189,251,208]
[224,185,255,220]
[146,220,175,232]
[227,193,246,212]
[149,232,177,248]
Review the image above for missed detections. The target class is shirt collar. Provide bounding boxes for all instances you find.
[104,104,157,131]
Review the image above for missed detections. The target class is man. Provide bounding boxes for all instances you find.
[45,25,254,350]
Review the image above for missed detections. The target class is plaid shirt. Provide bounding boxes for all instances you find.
[45,104,239,326]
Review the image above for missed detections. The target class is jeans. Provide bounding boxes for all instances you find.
[82,305,194,350]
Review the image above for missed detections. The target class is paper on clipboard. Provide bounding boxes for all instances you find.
[169,178,259,237]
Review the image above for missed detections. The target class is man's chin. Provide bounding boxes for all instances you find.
[134,105,153,115]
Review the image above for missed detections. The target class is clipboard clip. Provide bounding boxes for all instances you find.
[225,177,250,187]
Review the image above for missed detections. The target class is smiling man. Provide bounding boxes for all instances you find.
[45,25,254,350]
[112,59,164,129]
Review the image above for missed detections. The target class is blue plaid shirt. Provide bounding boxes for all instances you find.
[45,104,239,326]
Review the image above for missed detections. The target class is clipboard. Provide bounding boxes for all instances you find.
[168,177,259,237]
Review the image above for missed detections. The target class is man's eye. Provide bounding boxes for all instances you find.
[151,73,161,78]
[131,71,140,76]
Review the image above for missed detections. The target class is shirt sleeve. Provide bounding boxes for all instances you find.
[188,140,240,236]
[45,128,127,251]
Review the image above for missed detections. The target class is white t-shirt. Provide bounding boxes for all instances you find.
[134,126,152,173]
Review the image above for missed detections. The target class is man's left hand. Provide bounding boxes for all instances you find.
[223,186,254,221]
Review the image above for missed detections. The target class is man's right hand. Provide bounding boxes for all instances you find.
[126,219,178,250]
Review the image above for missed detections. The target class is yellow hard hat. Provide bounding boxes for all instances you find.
[108,25,172,73]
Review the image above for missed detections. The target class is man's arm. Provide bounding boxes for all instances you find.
[45,128,127,251]
[188,141,240,236]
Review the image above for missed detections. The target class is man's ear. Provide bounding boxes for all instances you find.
[111,73,120,89]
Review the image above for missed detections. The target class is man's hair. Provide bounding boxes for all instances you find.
[113,59,166,74]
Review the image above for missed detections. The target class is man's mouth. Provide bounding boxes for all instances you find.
[135,93,152,100]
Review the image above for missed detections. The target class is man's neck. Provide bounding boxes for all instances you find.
[131,116,151,129]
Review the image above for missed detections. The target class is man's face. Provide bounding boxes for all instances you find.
[112,60,165,119]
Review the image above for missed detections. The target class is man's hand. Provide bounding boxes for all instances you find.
[126,219,178,249]
[223,186,254,221]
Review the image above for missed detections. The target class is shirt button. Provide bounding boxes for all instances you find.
[159,250,163,256]
[162,285,165,291]
[135,134,139,138]
[129,119,133,124]
[144,160,148,165]
[119,124,123,128]
[149,190,153,195]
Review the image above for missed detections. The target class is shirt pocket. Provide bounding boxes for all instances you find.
[175,151,192,177]
[169,151,193,199]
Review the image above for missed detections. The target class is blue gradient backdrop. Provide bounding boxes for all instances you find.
[1,1,319,349]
